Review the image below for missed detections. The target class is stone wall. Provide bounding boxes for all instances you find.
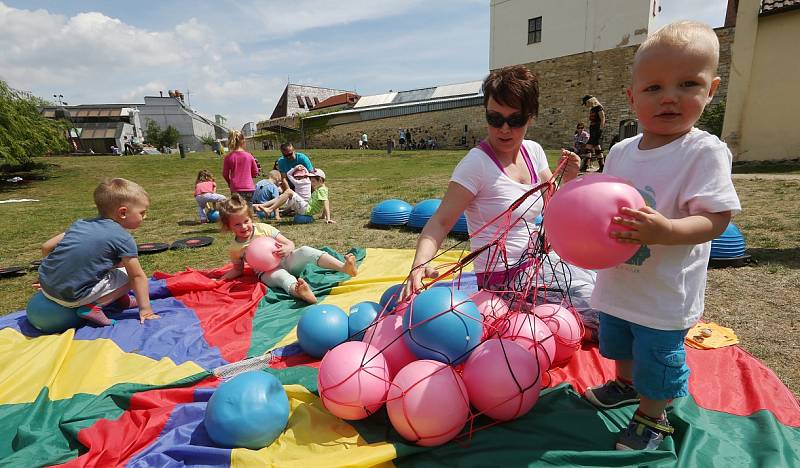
[303,27,734,150]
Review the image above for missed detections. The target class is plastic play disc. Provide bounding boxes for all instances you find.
[171,236,214,250]
[708,254,754,269]
[137,242,171,255]
[0,266,27,278]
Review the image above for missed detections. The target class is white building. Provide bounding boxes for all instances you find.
[490,0,660,69]
[139,96,228,151]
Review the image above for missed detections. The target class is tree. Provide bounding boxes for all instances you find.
[199,134,216,149]
[0,79,69,166]
[697,101,725,138]
[144,119,180,149]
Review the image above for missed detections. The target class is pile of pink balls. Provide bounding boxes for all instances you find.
[314,286,583,447]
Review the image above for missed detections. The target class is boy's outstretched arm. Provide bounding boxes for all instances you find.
[321,199,335,224]
[121,256,160,323]
[42,232,65,256]
[611,207,732,245]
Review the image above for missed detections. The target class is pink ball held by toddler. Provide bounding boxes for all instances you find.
[543,173,646,270]
[245,236,282,272]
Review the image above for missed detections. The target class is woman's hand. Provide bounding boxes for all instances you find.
[402,265,439,300]
[559,149,581,183]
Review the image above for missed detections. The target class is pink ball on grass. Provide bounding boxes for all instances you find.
[245,236,282,272]
[498,312,556,375]
[362,315,417,378]
[462,339,541,421]
[533,304,582,367]
[387,360,470,447]
[543,173,646,270]
[318,341,391,420]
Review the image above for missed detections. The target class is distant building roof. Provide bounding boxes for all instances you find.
[269,84,353,119]
[352,80,483,110]
[761,0,800,15]
[314,92,360,110]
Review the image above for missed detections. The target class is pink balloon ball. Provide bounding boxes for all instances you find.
[245,236,282,272]
[533,304,582,367]
[387,360,470,447]
[498,313,556,374]
[470,290,509,323]
[462,339,541,421]
[318,341,391,420]
[362,315,417,378]
[542,173,646,270]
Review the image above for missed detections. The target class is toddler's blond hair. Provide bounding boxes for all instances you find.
[94,178,149,218]
[635,21,719,72]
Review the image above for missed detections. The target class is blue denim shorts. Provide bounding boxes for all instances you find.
[598,312,690,400]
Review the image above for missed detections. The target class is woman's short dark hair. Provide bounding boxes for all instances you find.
[482,65,539,118]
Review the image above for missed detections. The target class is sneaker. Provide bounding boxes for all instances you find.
[616,412,674,451]
[584,380,639,408]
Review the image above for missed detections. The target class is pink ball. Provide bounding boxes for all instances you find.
[543,173,645,269]
[462,339,541,421]
[318,341,391,420]
[533,304,582,367]
[245,236,282,272]
[498,313,556,374]
[470,290,509,323]
[362,315,417,377]
[387,360,470,446]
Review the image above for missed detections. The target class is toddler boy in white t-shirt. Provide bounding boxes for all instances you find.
[583,21,741,451]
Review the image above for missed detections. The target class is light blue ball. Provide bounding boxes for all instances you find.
[207,210,220,222]
[26,291,84,333]
[297,304,349,358]
[403,288,482,364]
[379,284,404,312]
[348,301,381,340]
[204,371,289,449]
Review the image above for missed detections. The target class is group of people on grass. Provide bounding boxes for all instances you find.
[35,21,739,453]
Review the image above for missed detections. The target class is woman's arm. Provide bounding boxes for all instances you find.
[403,182,474,298]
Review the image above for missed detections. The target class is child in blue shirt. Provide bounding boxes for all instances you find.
[37,178,159,326]
[252,170,283,219]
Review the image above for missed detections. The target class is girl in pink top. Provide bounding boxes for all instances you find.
[222,130,259,203]
[194,169,227,223]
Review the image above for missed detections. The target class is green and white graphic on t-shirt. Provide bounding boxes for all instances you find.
[625,186,656,266]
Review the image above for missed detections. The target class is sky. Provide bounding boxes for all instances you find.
[0,0,727,130]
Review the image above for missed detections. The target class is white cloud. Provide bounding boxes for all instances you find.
[118,81,168,102]
[235,0,427,37]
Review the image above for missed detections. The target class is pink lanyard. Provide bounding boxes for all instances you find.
[477,140,537,184]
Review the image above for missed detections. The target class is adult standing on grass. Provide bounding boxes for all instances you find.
[582,94,606,171]
[403,65,580,297]
[276,142,313,191]
[222,130,259,203]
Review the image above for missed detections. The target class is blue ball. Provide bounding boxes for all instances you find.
[403,288,482,364]
[26,291,84,333]
[294,214,314,224]
[207,210,220,222]
[534,214,543,226]
[348,301,381,340]
[204,371,289,449]
[297,304,349,358]
[256,210,267,219]
[379,284,404,312]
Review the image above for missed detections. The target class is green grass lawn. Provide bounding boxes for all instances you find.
[1,149,797,395]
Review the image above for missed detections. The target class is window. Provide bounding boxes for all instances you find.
[313,97,320,105]
[296,95,305,108]
[304,96,314,108]
[528,17,542,44]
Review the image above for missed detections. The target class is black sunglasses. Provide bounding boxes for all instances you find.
[485,111,531,128]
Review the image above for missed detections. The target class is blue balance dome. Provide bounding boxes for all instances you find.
[710,223,746,259]
[407,199,441,230]
[370,199,413,226]
[450,213,468,235]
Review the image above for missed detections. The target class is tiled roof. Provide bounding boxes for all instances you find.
[314,92,360,109]
[760,0,800,15]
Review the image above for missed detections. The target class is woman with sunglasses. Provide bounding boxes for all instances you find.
[403,65,580,298]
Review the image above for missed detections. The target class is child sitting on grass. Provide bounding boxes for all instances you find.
[37,178,160,326]
[218,194,357,303]
[252,170,283,220]
[194,169,227,223]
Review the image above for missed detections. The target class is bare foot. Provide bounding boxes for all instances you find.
[292,278,317,303]
[78,306,116,326]
[344,253,358,277]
